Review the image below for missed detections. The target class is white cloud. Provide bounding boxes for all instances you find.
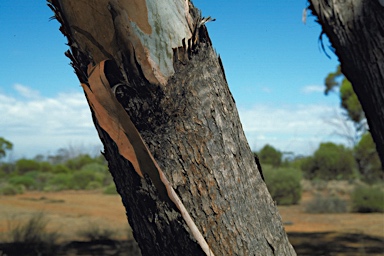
[13,83,41,99]
[238,104,348,156]
[1,84,348,160]
[301,85,324,94]
[1,85,101,159]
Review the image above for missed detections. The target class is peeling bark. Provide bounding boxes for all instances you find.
[308,0,384,169]
[48,0,296,255]
[82,60,214,255]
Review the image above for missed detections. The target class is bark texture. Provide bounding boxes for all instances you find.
[309,0,384,168]
[48,0,296,255]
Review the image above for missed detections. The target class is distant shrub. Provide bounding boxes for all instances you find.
[64,154,94,170]
[81,163,108,173]
[103,183,118,195]
[8,176,36,190]
[354,133,383,184]
[33,172,54,191]
[0,169,6,179]
[264,166,302,205]
[351,185,384,213]
[258,144,283,167]
[309,179,328,190]
[15,159,40,174]
[305,194,348,213]
[72,169,104,190]
[301,142,356,180]
[52,164,72,174]
[0,184,24,195]
[39,162,53,173]
[23,170,40,179]
[45,173,73,191]
[86,181,102,190]
[94,154,108,165]
[0,162,15,174]
[285,156,307,169]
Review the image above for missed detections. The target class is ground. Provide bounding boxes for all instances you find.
[0,190,383,255]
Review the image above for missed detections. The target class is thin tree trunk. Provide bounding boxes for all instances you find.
[48,0,296,255]
[308,0,384,169]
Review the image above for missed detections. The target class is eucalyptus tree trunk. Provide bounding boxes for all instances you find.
[48,0,296,255]
[308,0,384,169]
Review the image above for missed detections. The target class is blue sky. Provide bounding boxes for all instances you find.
[1,0,348,160]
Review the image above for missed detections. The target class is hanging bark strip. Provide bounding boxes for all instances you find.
[81,60,215,256]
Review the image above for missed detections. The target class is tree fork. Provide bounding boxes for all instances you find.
[48,0,296,255]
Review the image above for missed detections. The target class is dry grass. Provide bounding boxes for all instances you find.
[0,191,129,242]
[0,188,383,255]
[301,179,358,197]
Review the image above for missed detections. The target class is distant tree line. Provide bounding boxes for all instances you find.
[255,139,382,184]
[0,146,117,195]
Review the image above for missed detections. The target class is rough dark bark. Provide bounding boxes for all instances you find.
[308,0,384,169]
[48,0,296,255]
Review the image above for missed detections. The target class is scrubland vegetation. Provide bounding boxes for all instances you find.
[257,140,384,213]
[0,135,383,214]
[0,137,383,255]
[0,148,117,196]
[1,211,138,256]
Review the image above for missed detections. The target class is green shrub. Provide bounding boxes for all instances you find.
[0,169,6,179]
[258,144,282,167]
[45,173,73,191]
[22,171,52,190]
[39,162,53,173]
[103,183,118,195]
[264,166,302,205]
[81,162,112,186]
[0,162,15,174]
[80,162,108,173]
[8,176,36,190]
[285,156,307,169]
[52,164,71,174]
[301,142,356,180]
[351,185,384,213]
[86,181,102,190]
[0,184,24,195]
[354,133,383,183]
[64,154,94,170]
[94,154,108,165]
[33,172,54,191]
[305,194,348,213]
[15,159,40,174]
[72,169,104,190]
[23,170,40,179]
